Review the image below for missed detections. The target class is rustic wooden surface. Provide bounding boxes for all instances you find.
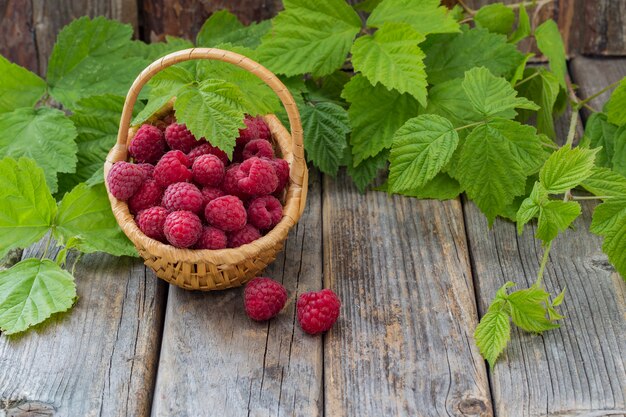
[0,239,166,417]
[0,0,39,73]
[322,175,492,416]
[151,173,323,417]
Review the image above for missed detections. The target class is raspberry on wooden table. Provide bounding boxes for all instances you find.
[227,224,261,248]
[163,210,203,248]
[244,277,287,321]
[162,182,203,214]
[165,123,201,153]
[204,195,247,232]
[239,157,278,196]
[136,206,169,242]
[237,115,271,146]
[247,196,282,230]
[128,179,163,214]
[243,139,274,160]
[188,142,229,165]
[192,154,225,187]
[297,289,341,335]
[154,150,192,188]
[107,161,147,201]
[195,226,227,250]
[129,124,166,164]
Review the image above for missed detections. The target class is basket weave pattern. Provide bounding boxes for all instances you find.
[104,48,308,291]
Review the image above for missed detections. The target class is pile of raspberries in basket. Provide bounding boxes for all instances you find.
[106,114,289,249]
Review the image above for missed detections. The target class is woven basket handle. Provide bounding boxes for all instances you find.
[116,48,304,164]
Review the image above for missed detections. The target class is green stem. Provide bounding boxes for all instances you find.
[71,252,83,276]
[455,120,485,131]
[577,79,622,107]
[456,0,475,15]
[541,141,559,150]
[515,71,541,88]
[535,241,552,288]
[41,233,53,260]
[572,195,613,201]
[564,110,578,147]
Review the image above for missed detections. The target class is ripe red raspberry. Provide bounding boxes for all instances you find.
[188,142,229,165]
[270,158,290,193]
[163,210,202,248]
[237,115,271,146]
[154,150,192,188]
[222,164,247,199]
[162,182,203,213]
[204,195,247,231]
[243,139,274,160]
[137,163,155,178]
[129,124,166,164]
[165,123,200,153]
[247,196,283,230]
[136,206,169,242]
[128,179,163,214]
[201,186,225,208]
[107,161,147,200]
[195,226,227,250]
[227,224,261,248]
[297,289,341,334]
[192,154,225,187]
[244,277,287,321]
[239,157,278,196]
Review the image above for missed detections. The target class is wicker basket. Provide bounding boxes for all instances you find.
[104,48,308,291]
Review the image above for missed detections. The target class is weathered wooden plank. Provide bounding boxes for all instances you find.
[570,56,626,118]
[151,172,323,417]
[464,64,626,415]
[31,0,138,75]
[0,0,39,74]
[0,239,167,417]
[140,0,282,43]
[322,174,492,416]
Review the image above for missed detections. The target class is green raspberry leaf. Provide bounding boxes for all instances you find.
[509,5,530,43]
[582,112,619,169]
[516,182,548,235]
[474,297,511,367]
[389,115,459,192]
[345,150,389,193]
[536,200,581,244]
[367,0,460,35]
[351,23,427,106]
[47,16,148,109]
[582,167,626,197]
[342,75,420,165]
[0,258,76,335]
[507,286,561,333]
[474,3,515,35]
[54,183,137,257]
[0,107,77,193]
[174,79,247,158]
[606,77,626,126]
[423,78,483,131]
[534,20,567,89]
[0,157,56,259]
[127,36,194,62]
[590,197,626,280]
[0,54,47,113]
[394,172,462,200]
[196,10,271,49]
[423,27,524,85]
[462,66,538,119]
[516,67,561,139]
[301,101,350,175]
[257,0,361,77]
[539,146,598,194]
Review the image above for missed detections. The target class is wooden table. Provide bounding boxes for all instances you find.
[1,57,625,417]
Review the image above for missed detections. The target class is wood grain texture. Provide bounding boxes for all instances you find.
[140,0,282,43]
[31,0,138,75]
[463,76,626,415]
[322,174,492,416]
[0,0,39,73]
[570,56,626,119]
[0,239,167,417]
[151,172,323,417]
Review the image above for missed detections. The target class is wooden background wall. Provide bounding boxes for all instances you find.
[1,0,625,77]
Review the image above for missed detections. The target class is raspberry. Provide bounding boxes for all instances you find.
[107,161,147,200]
[201,186,225,208]
[154,150,192,188]
[162,182,203,213]
[296,289,341,334]
[163,210,202,248]
[195,226,228,250]
[165,123,200,153]
[244,277,288,321]
[129,124,166,164]
[137,163,155,178]
[128,179,163,214]
[227,224,261,248]
[192,154,225,187]
[247,196,283,230]
[204,195,247,231]
[136,206,169,242]
[270,158,290,193]
[237,115,271,146]
[243,139,274,160]
[239,157,278,196]
[188,143,229,165]
[222,164,247,199]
